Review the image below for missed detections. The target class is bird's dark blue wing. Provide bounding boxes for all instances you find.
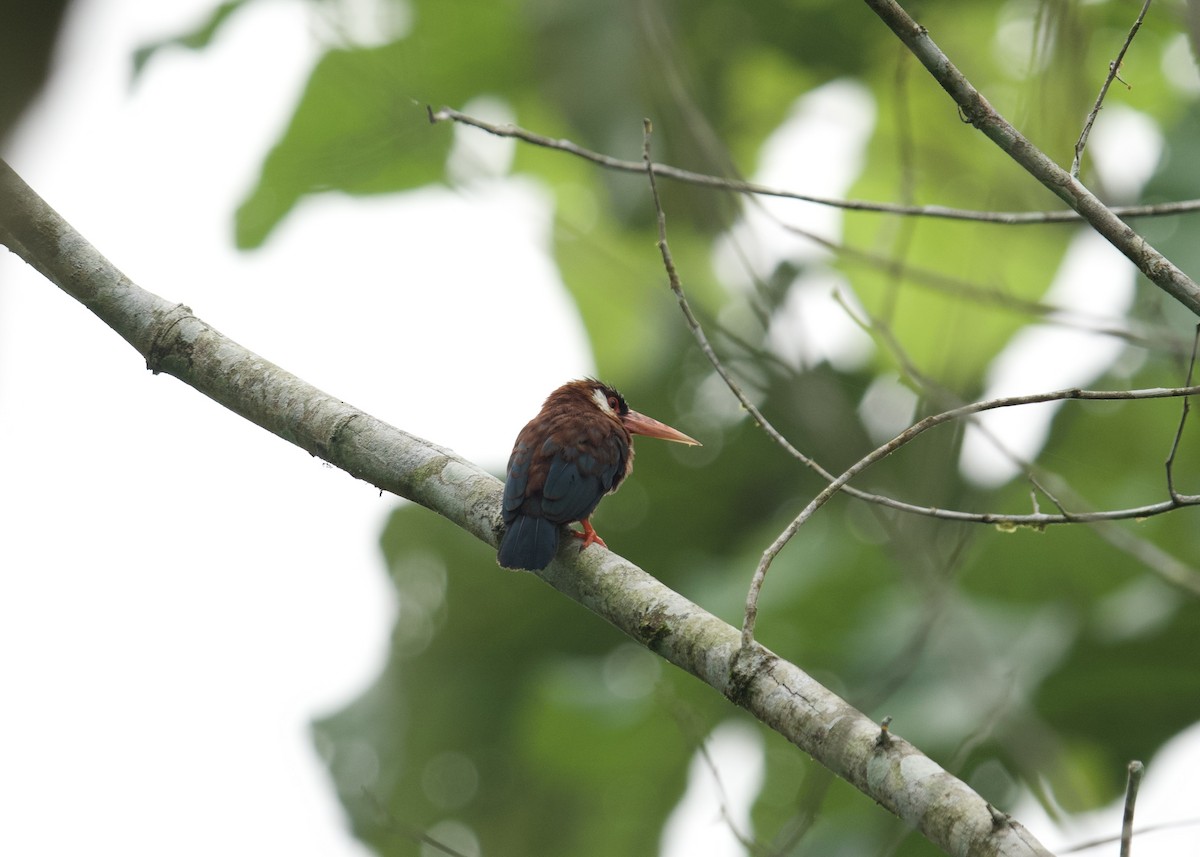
[501,440,534,524]
[499,438,561,569]
[540,433,626,523]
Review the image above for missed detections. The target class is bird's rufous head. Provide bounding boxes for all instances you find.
[553,379,701,446]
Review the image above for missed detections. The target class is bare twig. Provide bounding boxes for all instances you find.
[430,106,1200,226]
[1165,324,1200,500]
[360,788,476,857]
[876,716,894,748]
[640,117,1200,623]
[1121,761,1145,857]
[433,102,1199,359]
[639,119,864,501]
[661,696,769,856]
[743,383,1200,644]
[1062,816,1200,853]
[692,738,765,856]
[861,0,1200,315]
[1072,1,1154,178]
[775,216,1186,356]
[1089,511,1200,595]
[640,119,802,466]
[452,100,1200,612]
[1029,475,1064,516]
[846,291,1200,596]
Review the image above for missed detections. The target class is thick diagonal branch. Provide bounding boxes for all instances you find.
[863,0,1200,316]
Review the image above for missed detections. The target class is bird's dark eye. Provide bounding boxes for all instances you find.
[607,396,619,411]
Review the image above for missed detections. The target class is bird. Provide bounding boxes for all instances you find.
[497,379,701,570]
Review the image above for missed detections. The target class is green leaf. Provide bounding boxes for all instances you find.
[235,42,453,248]
[131,0,252,81]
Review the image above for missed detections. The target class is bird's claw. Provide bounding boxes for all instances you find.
[570,519,608,552]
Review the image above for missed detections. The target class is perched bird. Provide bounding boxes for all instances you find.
[497,379,701,570]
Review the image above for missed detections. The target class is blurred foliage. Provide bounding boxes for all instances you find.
[0,0,71,144]
[158,0,1200,854]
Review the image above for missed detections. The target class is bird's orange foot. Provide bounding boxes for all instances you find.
[569,518,608,552]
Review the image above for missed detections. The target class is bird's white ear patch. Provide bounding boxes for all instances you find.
[591,387,614,415]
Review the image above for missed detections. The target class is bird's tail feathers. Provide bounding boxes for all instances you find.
[497,515,559,570]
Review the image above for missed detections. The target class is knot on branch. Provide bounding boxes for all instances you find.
[875,715,894,748]
[145,303,196,375]
[726,643,774,706]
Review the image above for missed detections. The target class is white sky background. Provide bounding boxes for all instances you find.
[2,1,1199,855]
[0,1,589,855]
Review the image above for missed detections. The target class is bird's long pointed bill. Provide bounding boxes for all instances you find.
[623,410,701,446]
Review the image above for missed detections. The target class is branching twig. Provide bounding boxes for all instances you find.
[743,383,1200,644]
[861,0,1200,315]
[842,288,1200,596]
[640,119,1200,526]
[640,118,1200,631]
[640,120,824,478]
[434,103,1195,357]
[448,97,1200,612]
[1072,0,1153,178]
[430,106,1200,226]
[441,103,1200,531]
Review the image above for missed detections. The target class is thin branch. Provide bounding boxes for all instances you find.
[438,107,1200,528]
[639,117,1200,621]
[444,96,1200,577]
[1165,324,1200,500]
[774,215,1185,356]
[846,292,1200,596]
[360,788,476,857]
[1073,1,1153,178]
[1121,761,1145,857]
[1028,475,1064,516]
[743,383,1200,644]
[1062,816,1200,853]
[861,0,1200,315]
[429,106,1200,227]
[661,697,772,857]
[1086,514,1200,596]
[639,120,824,477]
[692,738,767,856]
